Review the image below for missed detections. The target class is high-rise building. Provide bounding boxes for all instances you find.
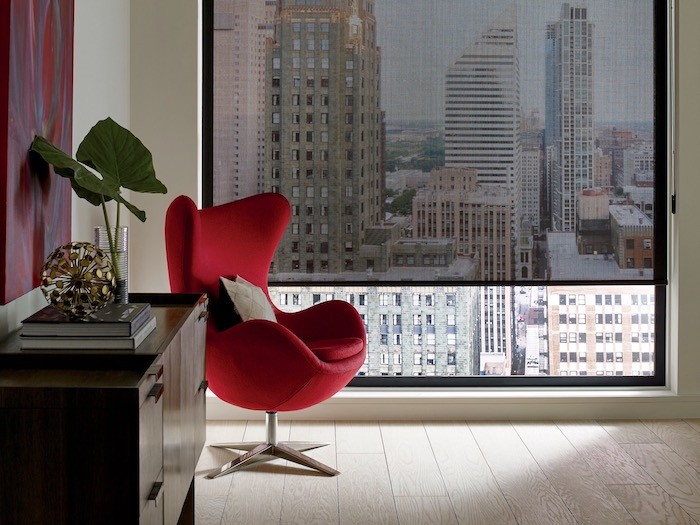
[547,4,595,232]
[213,0,276,204]
[444,5,521,193]
[521,147,541,236]
[266,0,383,276]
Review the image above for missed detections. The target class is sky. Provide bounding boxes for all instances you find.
[374,0,657,125]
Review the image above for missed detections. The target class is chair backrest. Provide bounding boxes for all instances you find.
[165,194,291,303]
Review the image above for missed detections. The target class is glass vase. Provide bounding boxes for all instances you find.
[94,226,129,304]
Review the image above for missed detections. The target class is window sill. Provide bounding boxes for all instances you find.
[206,387,700,421]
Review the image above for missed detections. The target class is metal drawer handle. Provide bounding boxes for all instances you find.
[147,481,163,505]
[198,310,209,321]
[148,383,164,403]
[147,364,163,380]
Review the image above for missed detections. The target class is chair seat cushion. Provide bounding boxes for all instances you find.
[308,337,364,362]
[220,276,277,323]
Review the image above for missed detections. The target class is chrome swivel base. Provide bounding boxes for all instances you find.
[206,412,339,479]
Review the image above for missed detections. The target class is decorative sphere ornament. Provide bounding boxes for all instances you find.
[40,242,116,319]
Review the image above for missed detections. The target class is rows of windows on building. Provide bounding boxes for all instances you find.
[269,286,655,377]
[212,1,659,378]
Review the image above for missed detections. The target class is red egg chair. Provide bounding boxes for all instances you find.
[165,194,366,478]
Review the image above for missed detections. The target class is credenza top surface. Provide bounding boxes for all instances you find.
[0,293,206,390]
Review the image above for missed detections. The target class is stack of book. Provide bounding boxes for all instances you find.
[20,303,156,350]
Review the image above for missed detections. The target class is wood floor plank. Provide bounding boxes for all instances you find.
[380,422,447,497]
[198,419,700,525]
[195,421,247,525]
[514,422,635,525]
[608,484,699,525]
[394,497,458,525]
[599,420,664,444]
[623,443,700,522]
[219,419,291,525]
[337,453,399,525]
[556,420,654,484]
[280,421,339,525]
[336,421,384,454]
[424,422,517,525]
[683,419,700,435]
[642,420,700,471]
[469,422,576,525]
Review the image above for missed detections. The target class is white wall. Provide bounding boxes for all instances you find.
[128,0,201,293]
[71,0,131,244]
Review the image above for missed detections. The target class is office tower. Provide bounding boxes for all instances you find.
[521,147,541,236]
[444,4,522,245]
[266,0,383,276]
[213,0,276,204]
[547,4,595,232]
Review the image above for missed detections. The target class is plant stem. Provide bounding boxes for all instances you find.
[100,198,120,281]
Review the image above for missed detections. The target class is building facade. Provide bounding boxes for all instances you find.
[548,286,656,377]
[270,285,480,377]
[266,0,383,276]
[213,0,276,204]
[412,168,512,281]
[521,147,541,236]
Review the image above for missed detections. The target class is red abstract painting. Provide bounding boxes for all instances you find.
[0,0,73,304]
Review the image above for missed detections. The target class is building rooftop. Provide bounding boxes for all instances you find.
[546,231,653,280]
[609,205,653,228]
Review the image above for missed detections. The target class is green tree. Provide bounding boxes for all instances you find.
[388,189,416,216]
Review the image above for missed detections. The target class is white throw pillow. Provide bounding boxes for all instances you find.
[219,276,277,323]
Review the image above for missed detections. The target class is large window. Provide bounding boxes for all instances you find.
[204,0,667,386]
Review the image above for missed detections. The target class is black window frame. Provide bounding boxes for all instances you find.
[202,0,668,388]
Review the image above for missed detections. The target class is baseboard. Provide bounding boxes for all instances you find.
[206,388,700,420]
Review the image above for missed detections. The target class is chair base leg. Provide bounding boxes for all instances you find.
[210,441,326,453]
[205,411,339,479]
[205,441,339,479]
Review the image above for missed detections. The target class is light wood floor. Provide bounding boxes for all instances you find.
[195,419,700,525]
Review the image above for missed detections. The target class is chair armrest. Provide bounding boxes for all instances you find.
[275,300,366,343]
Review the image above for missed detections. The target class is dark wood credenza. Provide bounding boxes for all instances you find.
[0,293,207,525]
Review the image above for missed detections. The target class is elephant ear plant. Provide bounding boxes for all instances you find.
[30,117,167,287]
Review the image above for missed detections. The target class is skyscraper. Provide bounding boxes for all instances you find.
[444,4,522,282]
[213,0,276,204]
[266,0,383,276]
[547,4,595,232]
[444,4,522,241]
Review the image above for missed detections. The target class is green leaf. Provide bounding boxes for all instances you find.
[30,117,165,224]
[76,117,167,196]
[30,136,118,206]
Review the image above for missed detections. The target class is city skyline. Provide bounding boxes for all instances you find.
[375,0,655,125]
